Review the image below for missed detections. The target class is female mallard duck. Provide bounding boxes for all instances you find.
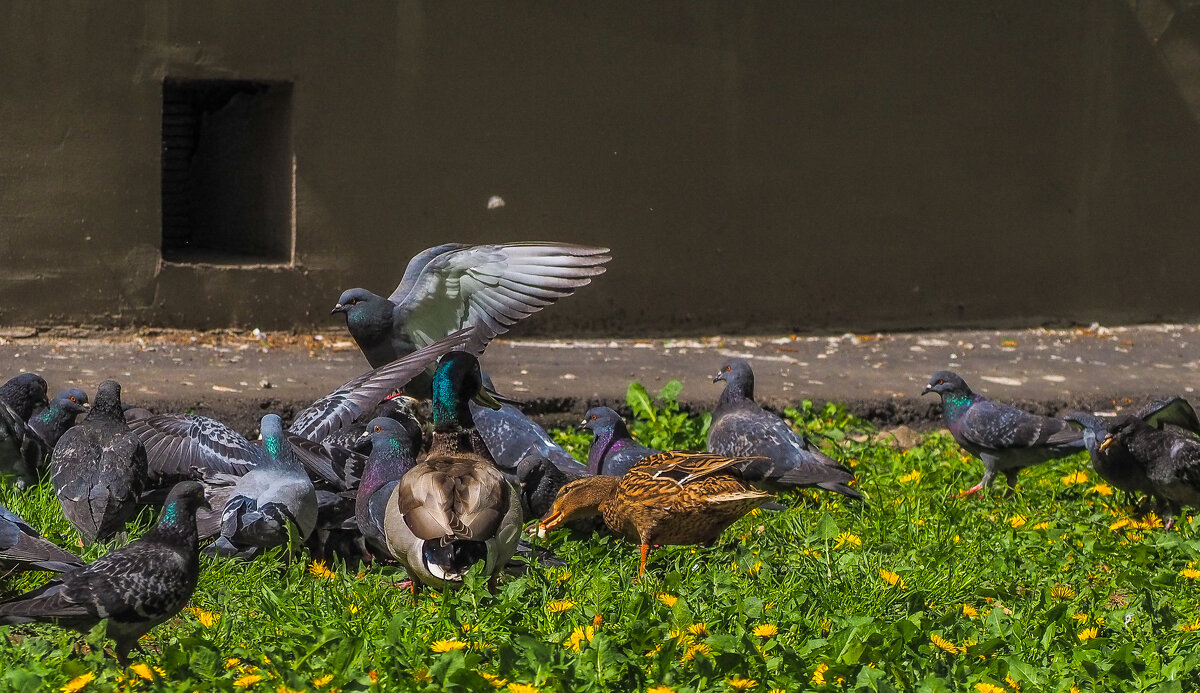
[383,352,523,591]
[540,451,774,575]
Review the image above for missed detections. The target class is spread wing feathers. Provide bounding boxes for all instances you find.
[0,505,84,571]
[396,461,511,542]
[129,414,258,479]
[288,328,474,442]
[959,401,1084,452]
[1136,397,1200,435]
[284,435,343,486]
[391,243,611,355]
[634,451,769,486]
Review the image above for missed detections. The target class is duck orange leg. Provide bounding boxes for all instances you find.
[638,544,649,577]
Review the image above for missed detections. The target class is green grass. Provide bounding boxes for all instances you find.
[2,384,1200,692]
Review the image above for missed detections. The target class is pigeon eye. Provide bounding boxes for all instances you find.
[69,396,77,402]
[374,426,381,433]
[936,379,944,386]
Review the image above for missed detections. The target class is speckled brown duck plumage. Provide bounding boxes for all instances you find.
[540,451,773,575]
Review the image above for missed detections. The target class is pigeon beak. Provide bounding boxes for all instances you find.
[330,303,346,315]
[356,429,372,447]
[712,372,725,383]
[473,388,503,411]
[921,384,934,395]
[1099,436,1113,451]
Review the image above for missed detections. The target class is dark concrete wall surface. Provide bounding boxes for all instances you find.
[2,1,1200,335]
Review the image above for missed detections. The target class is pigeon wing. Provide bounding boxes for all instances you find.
[1136,397,1200,435]
[389,242,610,355]
[288,328,474,442]
[128,414,259,479]
[958,400,1083,451]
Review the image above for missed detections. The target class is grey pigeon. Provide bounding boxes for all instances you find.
[709,359,862,499]
[196,414,319,559]
[321,395,425,489]
[50,381,148,544]
[331,242,610,396]
[0,373,50,485]
[923,371,1085,497]
[0,481,205,664]
[355,416,423,558]
[581,407,660,476]
[27,388,89,451]
[1062,411,1154,503]
[515,455,583,519]
[1,504,84,575]
[1101,414,1200,529]
[473,372,588,479]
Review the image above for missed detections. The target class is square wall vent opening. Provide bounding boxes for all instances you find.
[162,79,293,264]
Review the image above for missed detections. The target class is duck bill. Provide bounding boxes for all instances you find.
[539,511,565,531]
[1099,436,1113,451]
[473,388,503,411]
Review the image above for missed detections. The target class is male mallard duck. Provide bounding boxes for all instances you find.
[540,451,774,576]
[383,352,523,591]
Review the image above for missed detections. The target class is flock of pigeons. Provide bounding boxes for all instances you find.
[1,240,1198,665]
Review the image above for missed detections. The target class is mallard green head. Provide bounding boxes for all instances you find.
[431,352,501,432]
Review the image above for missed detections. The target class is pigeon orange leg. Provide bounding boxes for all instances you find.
[957,482,984,498]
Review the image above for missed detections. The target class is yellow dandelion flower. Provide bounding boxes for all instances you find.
[974,684,1006,693]
[1090,483,1113,496]
[961,604,978,618]
[688,623,708,636]
[681,642,712,661]
[1032,521,1050,530]
[898,470,921,483]
[647,687,675,693]
[1179,621,1200,632]
[1109,518,1132,531]
[1008,515,1027,529]
[348,603,359,614]
[308,560,336,580]
[1061,470,1088,486]
[645,644,663,657]
[1051,585,1076,599]
[930,634,960,654]
[507,683,539,693]
[546,600,576,613]
[480,672,508,688]
[61,673,95,693]
[748,560,762,575]
[311,674,334,688]
[189,607,219,628]
[225,658,242,669]
[726,677,757,690]
[277,686,304,693]
[1127,532,1144,542]
[128,663,155,681]
[431,640,468,653]
[564,625,595,652]
[234,674,264,688]
[657,593,678,607]
[834,532,862,549]
[753,623,779,638]
[1180,568,1200,579]
[811,663,829,685]
[879,569,907,589]
[1006,675,1021,691]
[554,570,571,584]
[1078,627,1098,642]
[1137,513,1163,529]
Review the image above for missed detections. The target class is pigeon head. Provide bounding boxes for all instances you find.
[331,288,392,326]
[152,480,209,536]
[713,358,755,402]
[0,373,49,418]
[539,475,621,530]
[258,414,291,462]
[431,352,500,432]
[1103,414,1149,449]
[50,388,89,418]
[1062,412,1110,451]
[363,416,421,460]
[922,371,973,398]
[89,380,125,419]
[580,406,629,436]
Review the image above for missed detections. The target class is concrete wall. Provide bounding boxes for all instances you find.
[2,1,1199,334]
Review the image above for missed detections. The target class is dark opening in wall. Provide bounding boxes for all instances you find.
[161,79,293,264]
